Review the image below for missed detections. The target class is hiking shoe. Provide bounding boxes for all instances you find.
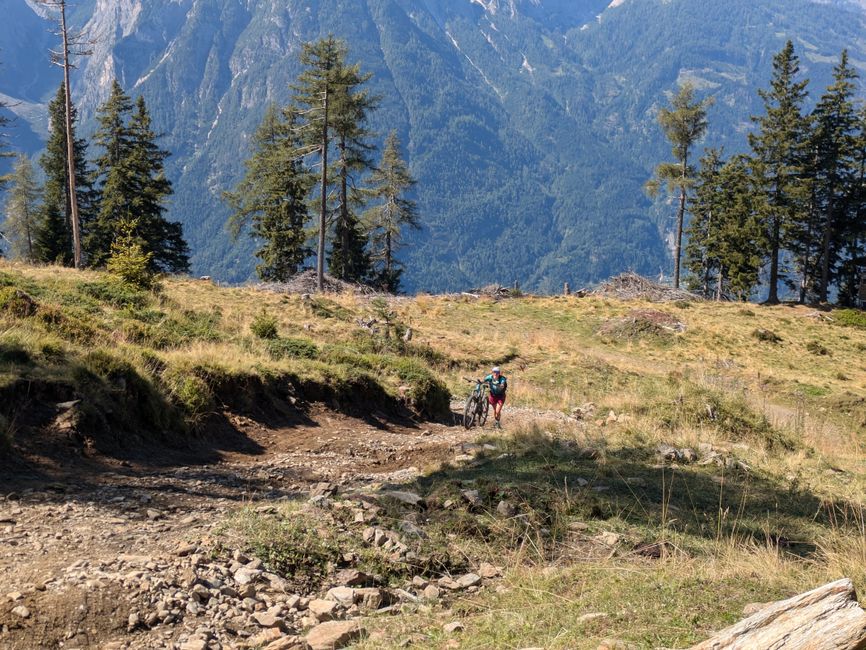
[494,421,501,430]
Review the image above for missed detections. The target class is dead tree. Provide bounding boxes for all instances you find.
[38,0,92,269]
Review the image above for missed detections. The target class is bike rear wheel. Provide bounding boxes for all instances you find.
[463,394,478,429]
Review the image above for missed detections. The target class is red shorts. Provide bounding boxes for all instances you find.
[488,394,505,406]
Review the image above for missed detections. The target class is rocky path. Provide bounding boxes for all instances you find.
[0,403,566,649]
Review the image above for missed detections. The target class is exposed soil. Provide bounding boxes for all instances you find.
[0,400,561,649]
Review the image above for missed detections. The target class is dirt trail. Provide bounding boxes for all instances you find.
[0,402,562,650]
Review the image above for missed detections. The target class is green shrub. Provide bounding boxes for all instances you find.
[266,337,319,360]
[653,383,793,450]
[35,306,98,344]
[107,219,157,290]
[39,341,66,361]
[806,340,831,356]
[0,272,15,287]
[834,309,866,329]
[0,287,38,317]
[387,356,452,420]
[250,311,278,339]
[79,281,150,309]
[752,328,782,343]
[164,369,214,416]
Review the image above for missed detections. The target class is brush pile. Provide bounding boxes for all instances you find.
[593,272,701,303]
[257,270,379,295]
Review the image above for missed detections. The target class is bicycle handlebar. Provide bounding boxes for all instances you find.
[462,376,481,384]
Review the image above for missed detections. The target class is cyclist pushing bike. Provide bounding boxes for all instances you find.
[480,366,507,429]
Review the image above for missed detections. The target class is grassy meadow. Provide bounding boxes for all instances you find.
[3,262,866,647]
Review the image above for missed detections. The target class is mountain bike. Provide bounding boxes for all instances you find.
[462,377,490,429]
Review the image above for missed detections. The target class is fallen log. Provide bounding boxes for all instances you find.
[690,578,866,650]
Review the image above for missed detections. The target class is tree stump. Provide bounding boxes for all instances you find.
[690,578,866,649]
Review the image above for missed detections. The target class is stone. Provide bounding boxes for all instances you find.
[411,576,429,588]
[266,637,311,650]
[249,628,283,647]
[307,599,338,620]
[235,568,262,585]
[326,587,356,605]
[461,490,481,507]
[306,620,363,650]
[7,591,23,602]
[578,612,608,624]
[478,563,502,579]
[179,639,208,650]
[443,622,465,634]
[598,532,621,546]
[456,573,482,589]
[597,640,639,650]
[176,543,198,557]
[354,588,384,610]
[422,585,441,600]
[127,612,141,630]
[253,611,287,631]
[496,500,517,517]
[11,605,30,619]
[378,491,424,507]
[333,569,372,588]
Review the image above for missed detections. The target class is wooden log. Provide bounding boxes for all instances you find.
[690,578,866,650]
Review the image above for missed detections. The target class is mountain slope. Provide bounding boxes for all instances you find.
[2,0,866,292]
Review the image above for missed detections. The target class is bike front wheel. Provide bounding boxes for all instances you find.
[479,396,490,426]
[463,394,478,429]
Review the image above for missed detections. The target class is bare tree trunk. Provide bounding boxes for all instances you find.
[317,87,329,293]
[59,0,81,269]
[767,211,781,304]
[674,184,686,289]
[339,134,349,279]
[819,177,835,303]
[690,578,866,649]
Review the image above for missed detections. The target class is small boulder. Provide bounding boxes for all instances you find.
[307,598,338,621]
[11,605,30,619]
[457,573,482,589]
[326,587,356,605]
[306,620,363,650]
[478,563,502,579]
[496,500,517,517]
[443,621,465,634]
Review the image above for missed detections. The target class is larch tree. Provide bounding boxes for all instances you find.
[225,103,312,281]
[364,131,420,293]
[646,83,712,289]
[2,155,42,262]
[291,36,348,292]
[749,40,811,304]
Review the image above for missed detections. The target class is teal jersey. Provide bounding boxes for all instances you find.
[484,374,507,396]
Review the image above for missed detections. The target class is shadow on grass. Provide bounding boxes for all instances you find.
[409,427,847,557]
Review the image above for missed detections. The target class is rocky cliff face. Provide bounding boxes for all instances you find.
[2,0,865,291]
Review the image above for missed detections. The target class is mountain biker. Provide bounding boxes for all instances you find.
[480,366,507,429]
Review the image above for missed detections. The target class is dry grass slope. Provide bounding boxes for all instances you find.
[3,262,866,648]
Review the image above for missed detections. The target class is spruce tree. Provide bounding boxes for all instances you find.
[685,149,724,297]
[685,153,765,300]
[749,41,810,304]
[2,155,42,262]
[364,131,419,293]
[811,51,859,303]
[838,105,866,305]
[88,80,134,266]
[90,81,188,272]
[34,83,93,265]
[225,104,311,281]
[646,83,712,289]
[127,95,189,273]
[328,61,376,283]
[292,36,348,291]
[0,95,11,190]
